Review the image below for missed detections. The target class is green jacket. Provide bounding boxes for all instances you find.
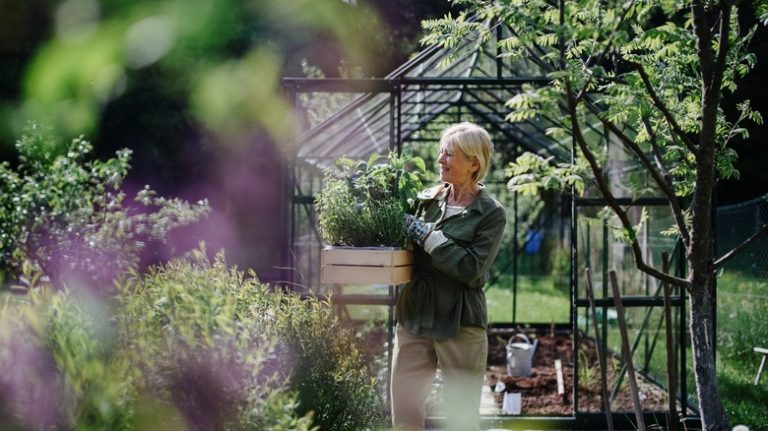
[396,184,507,340]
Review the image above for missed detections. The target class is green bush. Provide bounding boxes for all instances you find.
[116,248,301,430]
[117,247,385,430]
[316,152,425,247]
[550,245,570,292]
[0,288,136,430]
[266,293,387,430]
[0,280,312,431]
[0,247,386,430]
[0,122,209,289]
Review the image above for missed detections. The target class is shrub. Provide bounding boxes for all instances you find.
[116,247,315,430]
[0,288,135,430]
[266,293,387,430]
[117,246,384,430]
[3,246,389,430]
[316,152,425,247]
[0,122,209,289]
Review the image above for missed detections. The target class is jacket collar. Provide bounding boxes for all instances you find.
[418,183,494,215]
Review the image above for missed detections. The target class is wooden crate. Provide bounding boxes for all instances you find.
[320,247,413,285]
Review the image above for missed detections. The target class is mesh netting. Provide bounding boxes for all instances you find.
[715,194,768,362]
[716,194,768,278]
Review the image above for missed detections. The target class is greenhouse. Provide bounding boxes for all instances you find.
[3,1,767,430]
[284,18,699,430]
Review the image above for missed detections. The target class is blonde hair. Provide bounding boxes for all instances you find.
[440,122,493,182]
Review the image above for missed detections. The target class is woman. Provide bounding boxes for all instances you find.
[392,122,507,431]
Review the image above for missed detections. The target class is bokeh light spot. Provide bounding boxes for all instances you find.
[125,15,175,69]
[55,0,101,43]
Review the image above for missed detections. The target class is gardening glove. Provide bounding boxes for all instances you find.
[404,214,434,247]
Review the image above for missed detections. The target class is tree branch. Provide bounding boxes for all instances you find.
[641,114,693,247]
[712,223,768,270]
[626,60,699,155]
[592,106,692,246]
[565,83,690,289]
[712,1,731,98]
[641,115,668,177]
[691,1,714,86]
[574,0,637,104]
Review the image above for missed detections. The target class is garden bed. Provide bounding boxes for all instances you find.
[483,326,668,416]
[353,322,670,418]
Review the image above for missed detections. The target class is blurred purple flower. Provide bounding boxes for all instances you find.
[0,328,67,429]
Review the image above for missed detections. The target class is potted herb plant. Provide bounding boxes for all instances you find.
[315,152,426,284]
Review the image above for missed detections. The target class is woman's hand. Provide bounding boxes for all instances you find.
[404,214,434,246]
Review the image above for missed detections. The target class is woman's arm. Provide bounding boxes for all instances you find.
[427,206,506,287]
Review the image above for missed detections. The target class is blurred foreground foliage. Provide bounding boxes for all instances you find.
[0,123,209,289]
[0,247,386,430]
[0,0,458,277]
[7,0,404,147]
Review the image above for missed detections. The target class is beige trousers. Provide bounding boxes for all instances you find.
[390,325,488,431]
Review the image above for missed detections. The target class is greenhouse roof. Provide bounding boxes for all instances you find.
[285,20,575,171]
[284,18,642,190]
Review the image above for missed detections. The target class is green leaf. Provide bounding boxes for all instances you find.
[367,152,381,170]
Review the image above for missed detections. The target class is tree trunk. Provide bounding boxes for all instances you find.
[688,271,729,431]
[689,28,727,422]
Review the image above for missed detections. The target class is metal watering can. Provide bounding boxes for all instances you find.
[505,333,539,377]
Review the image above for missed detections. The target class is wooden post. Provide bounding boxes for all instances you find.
[754,347,768,384]
[555,359,566,404]
[662,252,678,431]
[585,268,614,431]
[609,270,646,431]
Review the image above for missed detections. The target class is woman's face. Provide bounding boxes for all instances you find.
[437,142,478,186]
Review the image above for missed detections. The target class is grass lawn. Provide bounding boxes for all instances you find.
[485,274,570,324]
[717,355,768,429]
[332,274,571,324]
[715,271,768,429]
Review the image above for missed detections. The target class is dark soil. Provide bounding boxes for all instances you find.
[354,323,669,416]
[486,327,668,415]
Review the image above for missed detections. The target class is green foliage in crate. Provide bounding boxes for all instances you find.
[316,152,426,247]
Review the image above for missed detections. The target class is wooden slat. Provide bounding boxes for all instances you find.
[610,271,646,431]
[321,247,413,267]
[585,268,614,430]
[754,347,768,385]
[321,264,412,285]
[662,253,678,431]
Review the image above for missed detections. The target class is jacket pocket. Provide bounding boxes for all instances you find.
[443,221,477,245]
